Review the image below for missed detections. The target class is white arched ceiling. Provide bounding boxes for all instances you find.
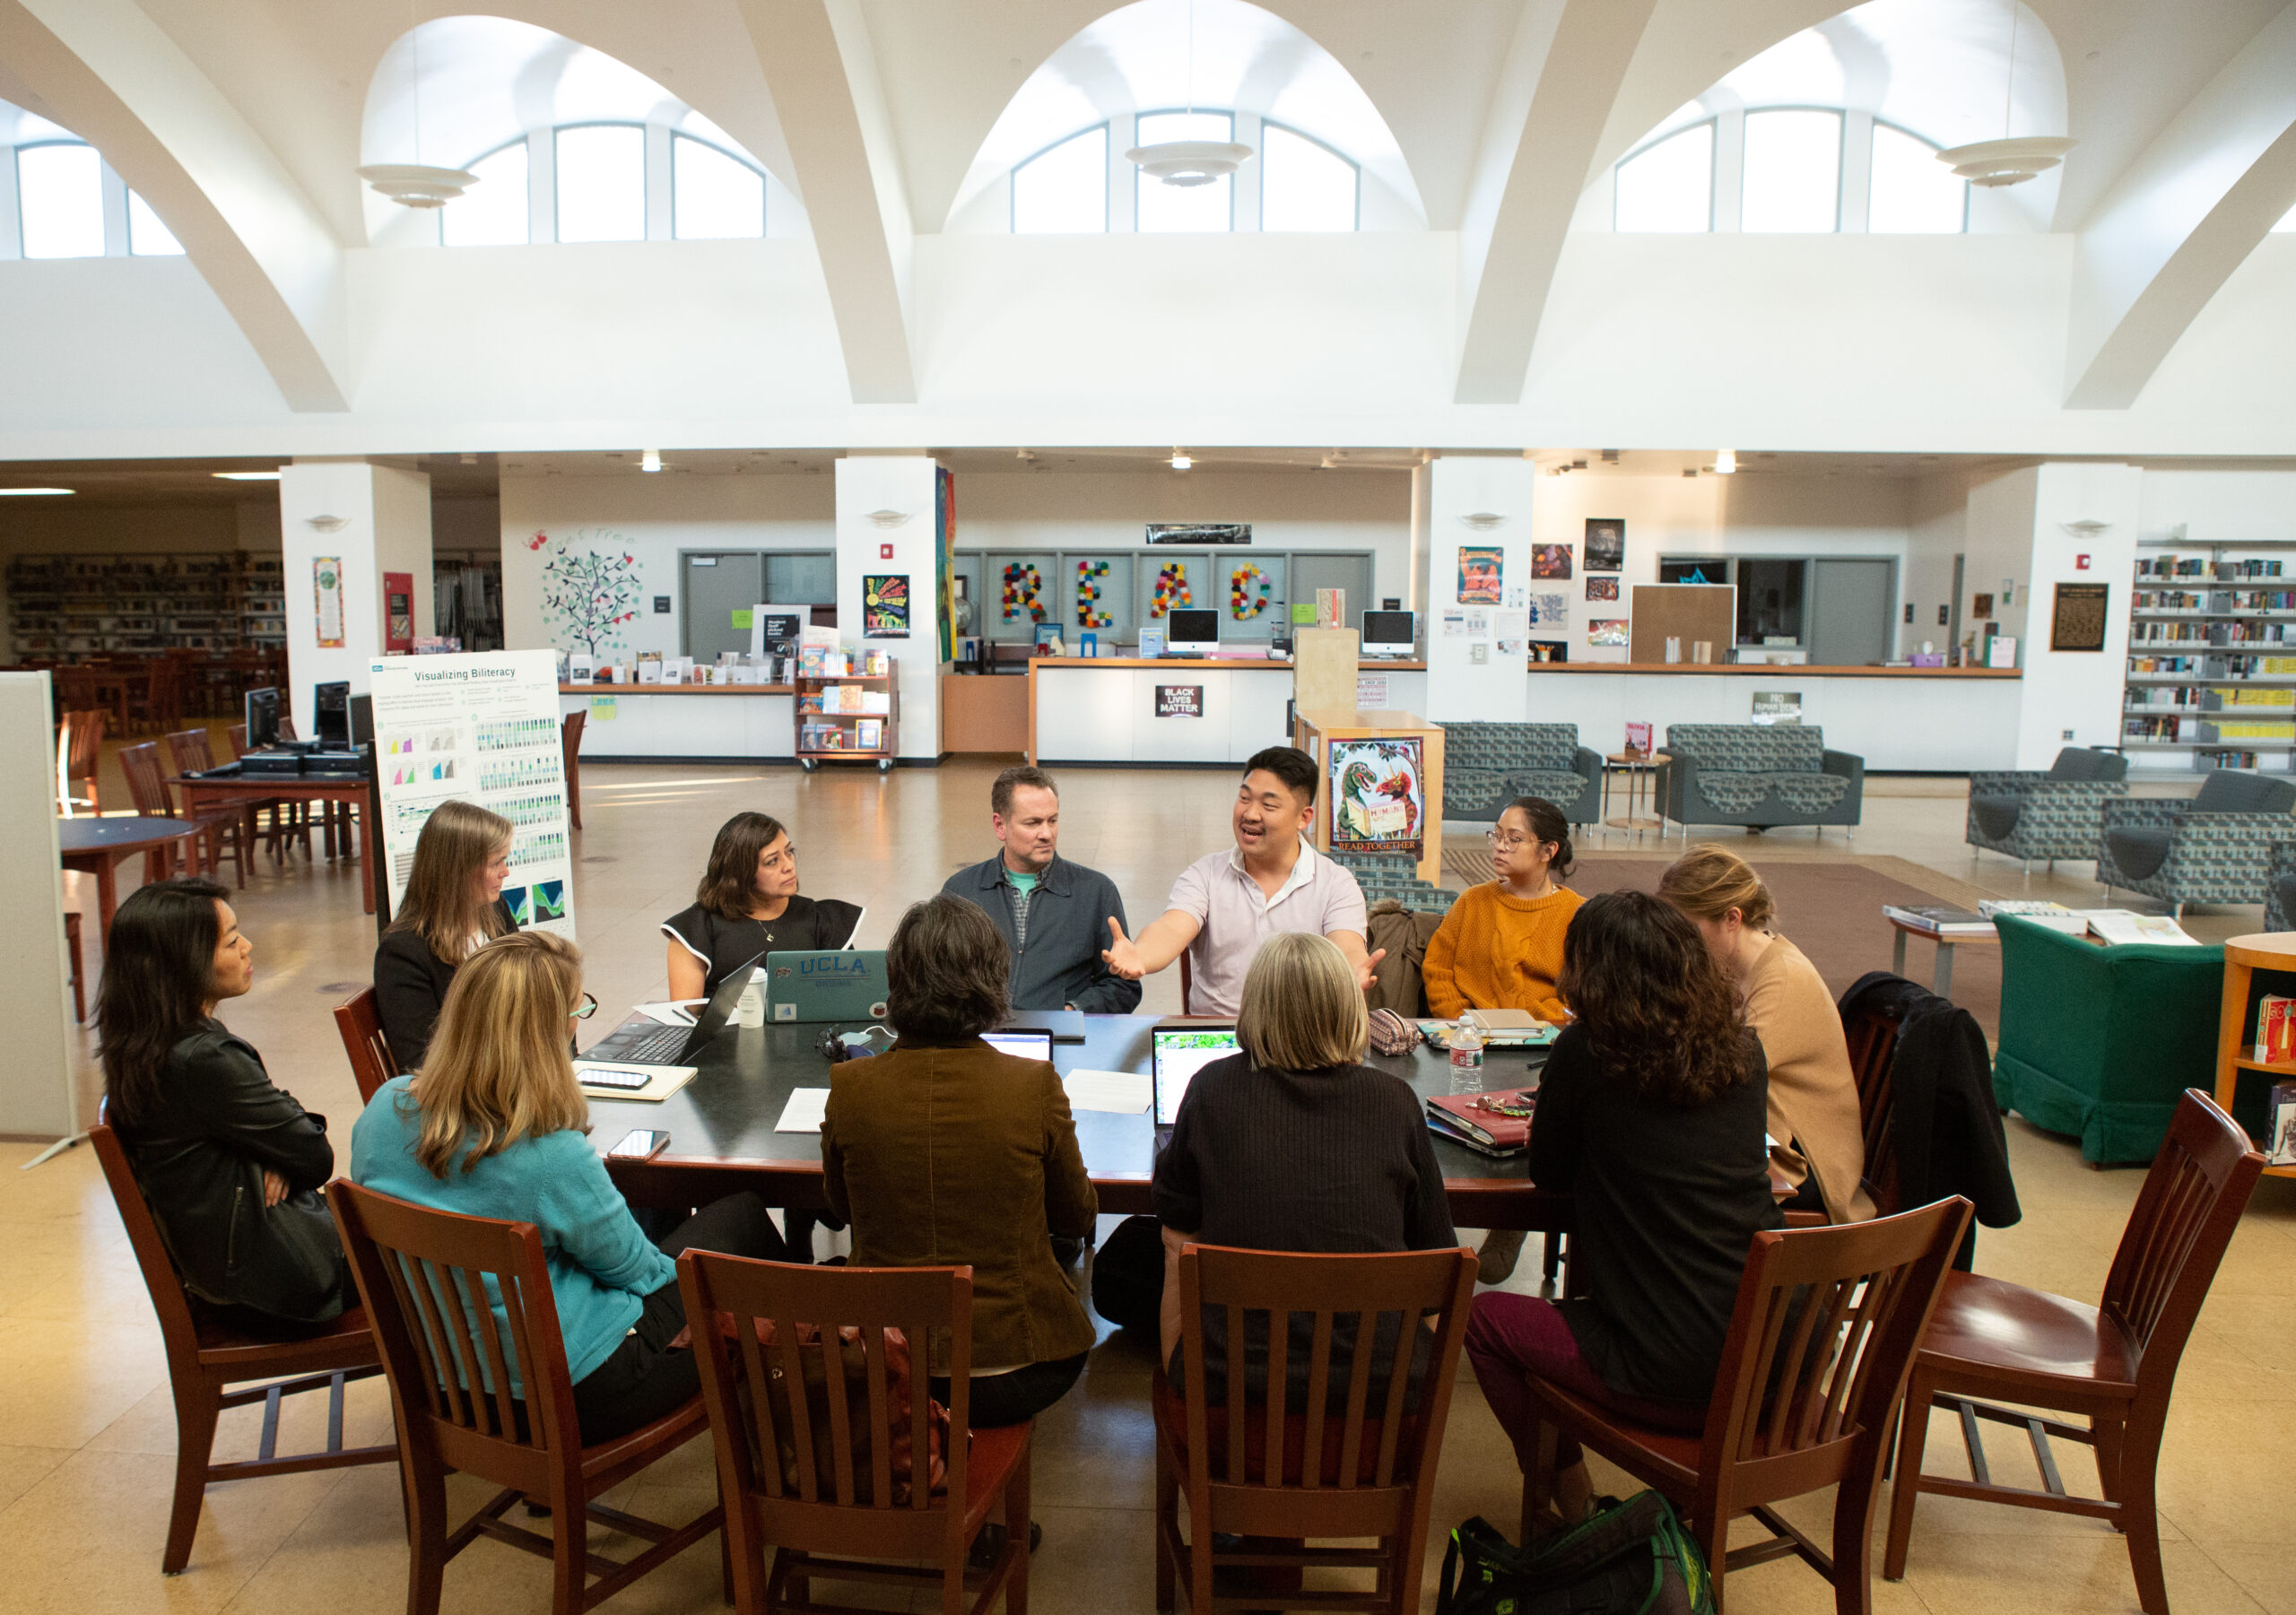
[359,17,780,246]
[0,0,350,411]
[944,0,1424,230]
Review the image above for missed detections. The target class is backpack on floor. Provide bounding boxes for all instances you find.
[1435,1491,1715,1615]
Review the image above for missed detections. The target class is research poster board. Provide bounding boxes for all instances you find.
[369,649,577,939]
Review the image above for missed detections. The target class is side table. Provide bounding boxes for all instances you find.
[1603,751,1662,842]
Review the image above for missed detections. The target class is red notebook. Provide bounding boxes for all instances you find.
[1425,1089,1535,1152]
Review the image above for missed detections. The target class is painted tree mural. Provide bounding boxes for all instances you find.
[530,530,642,658]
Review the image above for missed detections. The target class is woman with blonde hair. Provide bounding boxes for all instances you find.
[351,931,789,1444]
[1657,845,1873,1224]
[1152,932,1457,1409]
[373,798,518,1070]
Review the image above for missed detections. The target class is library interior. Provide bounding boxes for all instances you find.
[3,4,2296,1615]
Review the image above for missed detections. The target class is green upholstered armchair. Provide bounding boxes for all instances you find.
[1990,914,2225,1165]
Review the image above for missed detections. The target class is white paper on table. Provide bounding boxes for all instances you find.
[776,1088,831,1133]
[1063,1070,1152,1115]
[634,999,704,1026]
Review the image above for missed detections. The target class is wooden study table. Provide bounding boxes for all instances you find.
[591,1011,1569,1231]
[57,815,202,937]
[177,771,378,914]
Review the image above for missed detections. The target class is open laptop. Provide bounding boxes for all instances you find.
[981,1029,1054,1061]
[585,950,766,1067]
[765,950,891,1023]
[1151,1024,1239,1137]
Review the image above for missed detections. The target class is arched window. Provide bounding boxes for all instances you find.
[17,141,103,258]
[1135,110,1232,233]
[1012,125,1107,234]
[673,135,765,239]
[127,190,185,256]
[442,141,529,247]
[1614,123,1713,233]
[555,124,645,242]
[1742,109,1840,233]
[1260,122,1356,231]
[1868,123,1965,233]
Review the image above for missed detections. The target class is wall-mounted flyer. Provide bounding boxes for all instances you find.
[369,649,577,939]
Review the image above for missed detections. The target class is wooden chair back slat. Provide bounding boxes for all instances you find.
[734,1323,783,1498]
[1224,1301,1248,1480]
[333,988,401,1100]
[773,1321,821,1501]
[330,1183,575,1463]
[1299,1311,1334,1491]
[1374,1305,1421,1489]
[863,1323,894,1510]
[2100,1090,2264,1377]
[1335,1306,1378,1488]
[909,1319,935,1512]
[119,742,178,819]
[1709,1199,1970,1480]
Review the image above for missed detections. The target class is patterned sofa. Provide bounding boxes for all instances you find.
[1330,853,1458,915]
[1656,724,1864,837]
[1964,747,2130,870]
[2097,768,2296,916]
[1439,723,1603,828]
[2267,842,2296,933]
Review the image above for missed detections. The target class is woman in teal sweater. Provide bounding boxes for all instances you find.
[351,931,788,1444]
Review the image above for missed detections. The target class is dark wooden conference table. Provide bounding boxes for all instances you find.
[592,1011,1570,1232]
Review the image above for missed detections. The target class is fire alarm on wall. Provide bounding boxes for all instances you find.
[879,543,894,560]
[2076,554,2091,570]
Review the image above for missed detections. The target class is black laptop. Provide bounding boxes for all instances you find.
[584,951,766,1067]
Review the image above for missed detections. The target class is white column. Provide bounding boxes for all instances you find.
[0,673,75,1140]
[280,460,433,725]
[2018,463,2142,768]
[1424,456,1536,723]
[835,456,944,760]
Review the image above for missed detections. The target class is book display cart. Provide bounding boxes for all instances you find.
[2124,534,2296,775]
[795,648,897,772]
[6,552,288,655]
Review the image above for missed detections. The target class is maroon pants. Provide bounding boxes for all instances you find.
[1465,1291,1707,1472]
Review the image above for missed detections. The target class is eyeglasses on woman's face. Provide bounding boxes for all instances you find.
[570,991,598,1020]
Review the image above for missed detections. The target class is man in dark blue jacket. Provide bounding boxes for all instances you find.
[942,765,1142,1013]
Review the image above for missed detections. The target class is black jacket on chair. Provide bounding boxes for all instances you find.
[1837,971,2022,1270]
[111,1022,347,1323]
[372,897,519,1072]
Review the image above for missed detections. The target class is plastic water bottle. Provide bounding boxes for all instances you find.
[1448,1014,1484,1092]
[735,968,765,1029]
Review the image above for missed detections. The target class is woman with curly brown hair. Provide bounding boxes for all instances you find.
[1465,890,1781,1529]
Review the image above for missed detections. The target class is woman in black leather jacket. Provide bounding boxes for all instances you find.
[96,878,347,1331]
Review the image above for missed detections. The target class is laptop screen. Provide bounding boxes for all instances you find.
[1152,1027,1239,1125]
[981,1029,1053,1061]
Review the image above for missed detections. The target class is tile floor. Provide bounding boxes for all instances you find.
[14,750,2295,1615]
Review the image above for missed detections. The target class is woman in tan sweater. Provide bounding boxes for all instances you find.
[1423,797,1586,1021]
[1657,847,1875,1224]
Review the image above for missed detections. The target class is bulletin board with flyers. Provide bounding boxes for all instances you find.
[369,649,578,939]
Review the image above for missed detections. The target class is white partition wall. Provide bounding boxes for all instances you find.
[1425,456,1536,723]
[282,459,435,724]
[0,673,77,1141]
[835,456,944,760]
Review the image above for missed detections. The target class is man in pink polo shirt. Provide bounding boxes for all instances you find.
[1102,745,1380,1016]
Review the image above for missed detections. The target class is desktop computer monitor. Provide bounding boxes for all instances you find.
[244,687,279,749]
[313,681,351,748]
[1166,609,1219,656]
[1361,610,1416,657]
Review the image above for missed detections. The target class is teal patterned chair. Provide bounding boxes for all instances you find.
[1439,723,1602,828]
[2266,842,2296,933]
[1330,852,1457,915]
[1965,747,2130,872]
[2097,769,2296,917]
[1656,724,1865,838]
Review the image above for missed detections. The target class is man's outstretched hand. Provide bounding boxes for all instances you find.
[1356,947,1387,994]
[1102,916,1145,980]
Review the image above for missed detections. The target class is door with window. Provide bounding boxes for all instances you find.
[683,552,765,660]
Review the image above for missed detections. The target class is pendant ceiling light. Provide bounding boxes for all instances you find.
[359,15,476,208]
[1125,0,1254,187]
[1936,1,2072,187]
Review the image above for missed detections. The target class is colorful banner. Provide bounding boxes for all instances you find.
[314,556,344,647]
[1329,737,1424,857]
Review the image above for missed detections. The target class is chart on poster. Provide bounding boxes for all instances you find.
[369,649,578,939]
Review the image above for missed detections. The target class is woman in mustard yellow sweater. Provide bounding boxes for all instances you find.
[1423,796,1586,1022]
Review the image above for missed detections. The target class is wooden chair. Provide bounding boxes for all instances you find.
[334,986,402,1101]
[1153,1243,1478,1615]
[1515,1198,1970,1614]
[57,707,105,814]
[561,709,586,830]
[119,741,246,889]
[128,662,185,736]
[1840,996,1907,1218]
[1884,1090,2265,1615]
[89,1118,393,1574]
[327,1180,725,1615]
[676,1251,1033,1615]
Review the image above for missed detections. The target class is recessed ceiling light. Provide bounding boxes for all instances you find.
[0,486,74,496]
[640,449,663,473]
[213,470,282,482]
[1714,449,1737,475]
[1170,451,1193,471]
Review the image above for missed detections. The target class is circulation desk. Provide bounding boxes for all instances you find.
[589,1011,1562,1232]
[560,682,796,762]
[1030,658,1428,767]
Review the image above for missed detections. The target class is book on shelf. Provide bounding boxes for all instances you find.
[1882,905,1994,938]
[2268,1084,2296,1168]
[2076,909,2200,946]
[2258,996,2296,1066]
[854,718,883,750]
[1978,900,2087,935]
